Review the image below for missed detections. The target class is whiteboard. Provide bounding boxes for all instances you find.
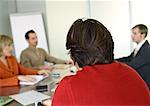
[10,13,48,60]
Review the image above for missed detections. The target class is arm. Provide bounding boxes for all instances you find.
[125,53,150,69]
[42,49,66,64]
[0,76,19,87]
[18,63,50,76]
[18,63,38,75]
[116,52,133,63]
[0,62,19,87]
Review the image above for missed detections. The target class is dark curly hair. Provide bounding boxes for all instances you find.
[66,18,114,67]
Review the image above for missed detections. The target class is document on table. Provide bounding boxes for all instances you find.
[19,75,47,85]
[10,90,50,106]
[53,64,72,69]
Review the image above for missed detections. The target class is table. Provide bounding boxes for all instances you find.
[0,65,76,106]
[0,76,54,106]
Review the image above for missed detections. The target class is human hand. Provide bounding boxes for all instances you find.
[37,70,50,76]
[42,99,52,106]
[39,66,54,72]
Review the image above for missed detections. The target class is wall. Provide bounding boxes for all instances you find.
[90,1,131,58]
[46,0,132,59]
[46,1,89,59]
[0,0,15,35]
[15,0,49,51]
[16,0,47,27]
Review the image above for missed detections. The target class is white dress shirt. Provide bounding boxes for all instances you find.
[133,39,146,56]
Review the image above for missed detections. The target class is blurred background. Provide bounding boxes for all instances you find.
[0,0,149,60]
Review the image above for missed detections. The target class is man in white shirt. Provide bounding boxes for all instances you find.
[117,24,150,88]
[133,38,146,56]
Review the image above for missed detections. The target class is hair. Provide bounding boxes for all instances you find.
[66,18,114,67]
[0,35,13,57]
[132,24,148,38]
[25,30,35,40]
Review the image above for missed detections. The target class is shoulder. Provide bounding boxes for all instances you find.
[55,76,72,93]
[114,61,134,70]
[20,48,30,56]
[7,56,18,62]
[143,41,150,49]
[58,67,93,86]
[8,55,16,59]
[59,75,75,84]
[114,61,136,72]
[141,41,150,54]
[58,72,82,88]
[115,61,146,80]
[37,48,49,55]
[37,48,46,52]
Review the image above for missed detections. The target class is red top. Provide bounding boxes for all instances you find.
[52,62,150,106]
[0,56,38,87]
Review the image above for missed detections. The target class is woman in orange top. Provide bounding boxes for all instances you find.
[0,35,48,87]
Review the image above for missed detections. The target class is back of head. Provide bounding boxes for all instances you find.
[66,18,114,67]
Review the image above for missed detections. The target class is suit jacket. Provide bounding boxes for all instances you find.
[117,40,150,87]
[52,62,150,106]
[0,56,38,87]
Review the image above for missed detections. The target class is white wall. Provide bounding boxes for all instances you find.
[90,1,131,58]
[46,0,132,59]
[46,1,89,59]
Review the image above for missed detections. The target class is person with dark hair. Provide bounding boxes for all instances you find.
[20,30,72,70]
[117,24,150,88]
[43,19,150,106]
[0,35,49,87]
[25,29,35,40]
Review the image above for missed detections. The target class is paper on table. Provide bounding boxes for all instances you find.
[10,90,50,106]
[53,64,72,69]
[19,75,46,85]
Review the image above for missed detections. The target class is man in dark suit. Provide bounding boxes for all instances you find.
[117,24,150,88]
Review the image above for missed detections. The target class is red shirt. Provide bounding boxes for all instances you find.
[52,62,150,106]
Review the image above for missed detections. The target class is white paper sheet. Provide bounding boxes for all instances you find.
[19,75,46,85]
[53,64,72,69]
[10,90,50,105]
